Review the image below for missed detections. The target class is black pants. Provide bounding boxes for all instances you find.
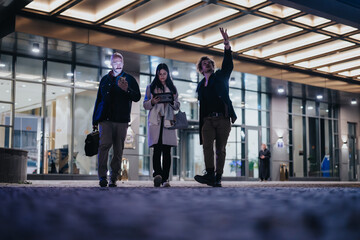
[259,159,270,180]
[152,117,172,182]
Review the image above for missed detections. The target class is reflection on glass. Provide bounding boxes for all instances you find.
[186,132,204,178]
[244,73,258,91]
[174,80,198,120]
[292,115,304,177]
[291,98,303,115]
[229,71,241,88]
[0,80,12,102]
[45,86,71,174]
[48,39,72,61]
[47,61,72,85]
[74,89,97,174]
[306,100,316,116]
[248,129,259,178]
[0,54,12,78]
[75,65,98,89]
[245,109,258,126]
[16,57,42,82]
[319,102,329,117]
[245,91,258,109]
[15,82,43,174]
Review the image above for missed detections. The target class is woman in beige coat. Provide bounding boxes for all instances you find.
[143,63,180,187]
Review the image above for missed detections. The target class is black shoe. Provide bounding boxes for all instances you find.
[108,179,117,187]
[153,175,162,187]
[99,178,108,187]
[214,174,222,187]
[194,169,215,186]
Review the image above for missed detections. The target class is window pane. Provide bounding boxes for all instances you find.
[74,88,97,174]
[75,65,99,89]
[45,85,71,174]
[0,54,12,78]
[48,39,72,61]
[0,102,11,125]
[229,71,241,89]
[261,93,270,110]
[261,111,269,127]
[140,55,150,74]
[15,81,43,174]
[245,109,258,126]
[172,60,198,81]
[0,126,11,148]
[319,103,329,118]
[292,115,304,177]
[0,80,12,102]
[16,57,42,82]
[245,91,258,109]
[292,98,303,115]
[140,74,150,94]
[175,80,198,120]
[244,73,258,91]
[47,61,72,86]
[306,100,316,116]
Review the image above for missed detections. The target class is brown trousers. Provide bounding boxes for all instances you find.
[202,116,231,175]
[98,121,128,181]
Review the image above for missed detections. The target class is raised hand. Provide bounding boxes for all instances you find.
[118,77,128,91]
[219,27,230,49]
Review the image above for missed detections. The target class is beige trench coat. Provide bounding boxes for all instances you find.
[143,85,180,147]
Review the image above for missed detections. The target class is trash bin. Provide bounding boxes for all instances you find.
[280,163,289,181]
[0,147,28,183]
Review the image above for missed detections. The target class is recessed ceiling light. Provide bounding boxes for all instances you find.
[172,67,179,76]
[32,43,40,53]
[351,99,357,105]
[316,95,323,99]
[277,86,285,93]
[0,63,5,67]
[66,72,74,77]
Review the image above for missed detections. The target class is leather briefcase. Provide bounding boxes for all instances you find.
[85,130,99,157]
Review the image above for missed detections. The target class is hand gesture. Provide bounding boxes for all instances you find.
[219,27,230,49]
[151,96,161,105]
[118,77,128,91]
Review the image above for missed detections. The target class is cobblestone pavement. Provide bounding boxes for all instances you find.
[0,181,360,240]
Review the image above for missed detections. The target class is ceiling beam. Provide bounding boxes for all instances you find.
[50,0,83,16]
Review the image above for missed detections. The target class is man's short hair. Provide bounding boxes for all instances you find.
[196,56,215,74]
[111,52,124,63]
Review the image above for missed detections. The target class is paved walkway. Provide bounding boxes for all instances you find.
[1,181,360,240]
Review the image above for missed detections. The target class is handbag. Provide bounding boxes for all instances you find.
[168,109,189,129]
[84,130,100,157]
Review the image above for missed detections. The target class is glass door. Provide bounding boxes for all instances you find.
[246,127,260,179]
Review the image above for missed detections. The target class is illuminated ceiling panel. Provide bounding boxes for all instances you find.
[295,47,360,68]
[318,59,360,73]
[322,24,358,35]
[145,4,238,39]
[243,32,330,58]
[215,24,302,51]
[258,4,300,18]
[271,40,354,63]
[223,0,268,8]
[25,0,69,12]
[105,0,202,31]
[60,0,137,22]
[18,0,360,91]
[350,34,360,41]
[292,14,331,27]
[338,69,360,77]
[181,15,272,46]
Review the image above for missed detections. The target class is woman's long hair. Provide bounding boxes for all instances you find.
[150,63,177,95]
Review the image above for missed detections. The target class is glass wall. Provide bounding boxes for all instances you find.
[289,96,339,178]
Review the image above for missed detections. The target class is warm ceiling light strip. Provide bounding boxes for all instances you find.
[222,0,268,8]
[60,0,136,22]
[181,15,272,46]
[258,3,300,18]
[105,0,202,31]
[145,5,238,39]
[295,47,360,68]
[338,69,360,77]
[271,40,354,64]
[25,0,70,12]
[350,34,360,41]
[317,59,360,73]
[292,14,331,27]
[243,32,330,58]
[214,24,302,51]
[322,24,358,35]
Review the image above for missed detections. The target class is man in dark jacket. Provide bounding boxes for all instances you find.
[194,28,237,187]
[259,143,271,181]
[93,52,140,187]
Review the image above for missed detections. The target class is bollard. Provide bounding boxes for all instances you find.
[0,147,28,183]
